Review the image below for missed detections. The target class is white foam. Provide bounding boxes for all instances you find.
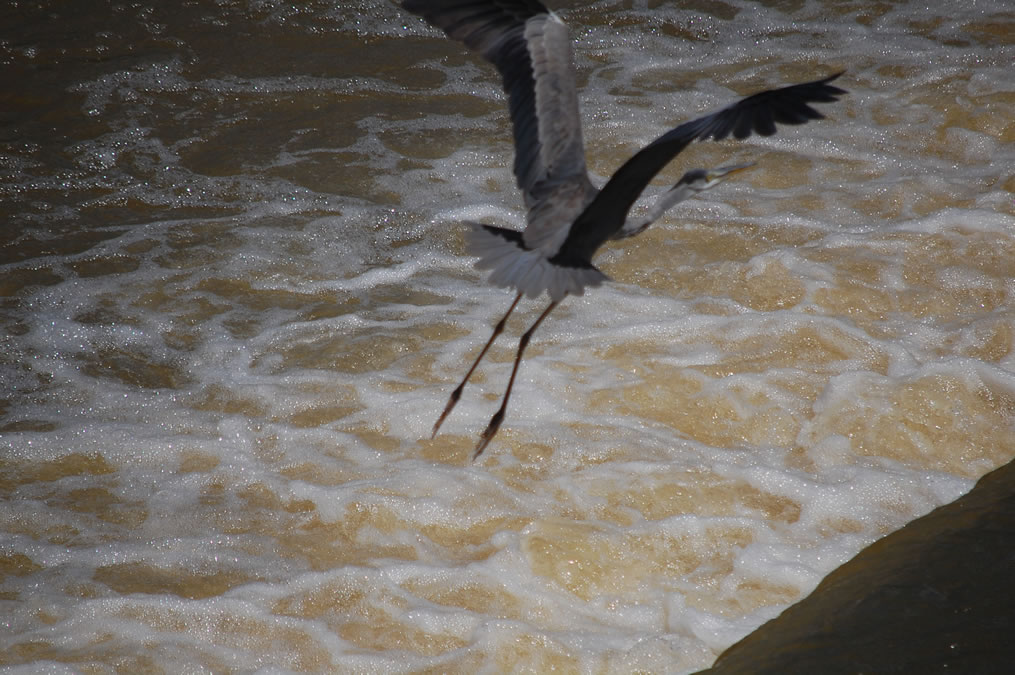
[3,0,1014,672]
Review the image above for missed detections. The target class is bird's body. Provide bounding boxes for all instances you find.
[401,0,846,457]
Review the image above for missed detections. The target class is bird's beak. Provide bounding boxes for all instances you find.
[706,162,755,181]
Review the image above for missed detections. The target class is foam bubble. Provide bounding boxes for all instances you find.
[2,0,1014,672]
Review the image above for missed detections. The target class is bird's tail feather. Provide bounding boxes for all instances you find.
[464,222,608,302]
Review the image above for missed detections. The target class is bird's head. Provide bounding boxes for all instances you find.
[674,162,755,193]
[613,162,755,241]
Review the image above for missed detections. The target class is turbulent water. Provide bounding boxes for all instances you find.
[2,0,1014,672]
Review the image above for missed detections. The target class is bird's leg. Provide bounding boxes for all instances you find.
[473,299,559,459]
[432,291,523,438]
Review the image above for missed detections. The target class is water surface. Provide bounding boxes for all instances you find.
[2,0,1014,671]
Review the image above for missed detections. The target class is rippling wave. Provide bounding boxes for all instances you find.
[2,0,1013,671]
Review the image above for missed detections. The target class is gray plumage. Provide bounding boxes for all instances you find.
[403,0,845,302]
[402,0,846,456]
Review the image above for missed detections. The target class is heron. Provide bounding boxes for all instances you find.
[402,0,846,458]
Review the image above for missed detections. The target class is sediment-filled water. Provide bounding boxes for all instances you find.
[2,0,1013,671]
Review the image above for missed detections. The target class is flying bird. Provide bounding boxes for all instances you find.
[401,0,846,458]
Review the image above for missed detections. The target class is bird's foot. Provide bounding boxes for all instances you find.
[473,409,504,460]
[431,385,463,439]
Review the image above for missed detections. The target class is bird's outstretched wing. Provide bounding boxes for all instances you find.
[551,73,847,266]
[402,0,591,214]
